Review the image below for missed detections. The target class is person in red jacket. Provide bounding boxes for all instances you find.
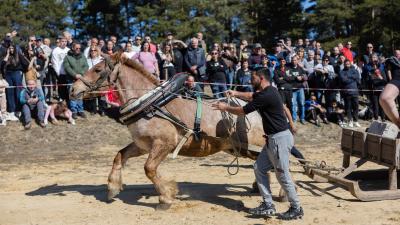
[341,41,354,63]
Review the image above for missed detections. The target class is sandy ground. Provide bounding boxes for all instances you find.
[0,115,400,225]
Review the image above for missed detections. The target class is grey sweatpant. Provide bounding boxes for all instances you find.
[253,129,301,208]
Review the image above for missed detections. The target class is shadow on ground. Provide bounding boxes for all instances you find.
[26,182,255,212]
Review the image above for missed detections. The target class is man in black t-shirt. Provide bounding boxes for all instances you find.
[212,69,303,220]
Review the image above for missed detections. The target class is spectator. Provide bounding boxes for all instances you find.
[109,35,122,51]
[86,46,106,115]
[273,57,293,111]
[63,42,89,119]
[339,59,361,128]
[294,39,304,51]
[288,55,307,124]
[1,44,28,121]
[184,37,206,88]
[248,43,264,69]
[171,41,184,73]
[51,37,70,101]
[159,43,176,80]
[63,31,74,49]
[365,53,387,121]
[206,50,227,98]
[33,47,48,94]
[42,38,52,55]
[84,37,98,58]
[0,76,8,125]
[131,41,160,77]
[98,39,105,49]
[328,99,346,127]
[20,79,46,129]
[329,47,341,65]
[239,39,251,61]
[144,36,157,54]
[123,41,136,58]
[102,40,115,56]
[314,42,324,58]
[196,32,207,54]
[363,43,376,65]
[313,56,335,103]
[341,41,354,63]
[235,60,253,92]
[305,94,328,126]
[132,36,142,54]
[303,50,316,75]
[221,43,238,89]
[44,100,75,125]
[183,75,203,99]
[296,47,307,68]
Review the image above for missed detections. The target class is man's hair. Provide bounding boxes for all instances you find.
[72,42,81,48]
[254,68,271,81]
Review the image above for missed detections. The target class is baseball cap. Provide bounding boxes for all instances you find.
[254,43,262,48]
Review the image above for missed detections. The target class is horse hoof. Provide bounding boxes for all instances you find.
[156,203,172,211]
[107,188,120,201]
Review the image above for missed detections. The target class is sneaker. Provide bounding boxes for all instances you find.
[72,113,78,120]
[99,111,105,117]
[78,112,87,118]
[300,120,306,125]
[354,122,361,128]
[277,206,304,220]
[24,122,31,130]
[339,121,345,128]
[0,118,6,126]
[39,121,46,128]
[316,119,321,127]
[69,119,76,125]
[348,120,354,128]
[7,112,19,121]
[248,202,276,216]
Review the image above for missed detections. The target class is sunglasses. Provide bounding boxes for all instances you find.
[90,49,97,52]
[135,38,141,41]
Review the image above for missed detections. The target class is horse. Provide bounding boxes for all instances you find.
[70,52,267,209]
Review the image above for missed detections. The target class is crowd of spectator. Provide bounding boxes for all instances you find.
[0,29,399,129]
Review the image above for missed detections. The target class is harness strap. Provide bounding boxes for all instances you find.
[172,130,193,159]
[193,96,202,140]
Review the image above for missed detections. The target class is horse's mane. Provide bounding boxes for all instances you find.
[122,58,160,85]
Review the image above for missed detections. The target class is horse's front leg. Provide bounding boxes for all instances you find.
[108,142,146,200]
[144,139,178,210]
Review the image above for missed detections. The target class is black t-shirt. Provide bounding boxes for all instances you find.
[243,86,288,135]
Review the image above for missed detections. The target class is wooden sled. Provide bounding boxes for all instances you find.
[305,128,400,201]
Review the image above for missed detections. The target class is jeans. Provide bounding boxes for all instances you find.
[22,101,45,124]
[370,91,385,120]
[254,129,300,208]
[343,94,359,122]
[292,88,305,121]
[5,70,23,112]
[211,82,227,99]
[69,99,84,113]
[225,69,234,89]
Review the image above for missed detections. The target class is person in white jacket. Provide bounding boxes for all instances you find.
[51,37,70,101]
[86,46,106,115]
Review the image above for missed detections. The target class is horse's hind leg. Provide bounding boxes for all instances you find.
[108,142,145,200]
[144,140,178,210]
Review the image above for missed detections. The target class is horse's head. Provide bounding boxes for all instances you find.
[70,51,123,99]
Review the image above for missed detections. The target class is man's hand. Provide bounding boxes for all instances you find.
[75,74,83,79]
[225,90,237,97]
[190,65,197,71]
[296,76,303,81]
[212,102,228,112]
[28,97,38,104]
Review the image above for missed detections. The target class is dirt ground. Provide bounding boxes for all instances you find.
[0,115,399,225]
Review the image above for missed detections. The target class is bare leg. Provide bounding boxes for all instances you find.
[144,140,178,209]
[379,84,400,127]
[107,142,146,200]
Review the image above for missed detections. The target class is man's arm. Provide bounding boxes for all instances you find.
[228,90,253,101]
[212,102,245,116]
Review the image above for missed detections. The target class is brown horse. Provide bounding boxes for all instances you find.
[70,53,266,209]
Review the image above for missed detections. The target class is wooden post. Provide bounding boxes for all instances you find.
[388,166,397,190]
[342,153,351,168]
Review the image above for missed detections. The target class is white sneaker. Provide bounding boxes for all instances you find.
[7,112,19,121]
[0,119,6,126]
[339,121,345,128]
[348,120,354,128]
[354,122,361,128]
[69,119,76,125]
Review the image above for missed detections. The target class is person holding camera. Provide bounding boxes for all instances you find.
[20,79,46,129]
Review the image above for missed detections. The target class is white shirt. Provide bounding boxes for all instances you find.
[51,47,70,76]
[132,44,141,54]
[87,56,103,69]
[123,51,136,59]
